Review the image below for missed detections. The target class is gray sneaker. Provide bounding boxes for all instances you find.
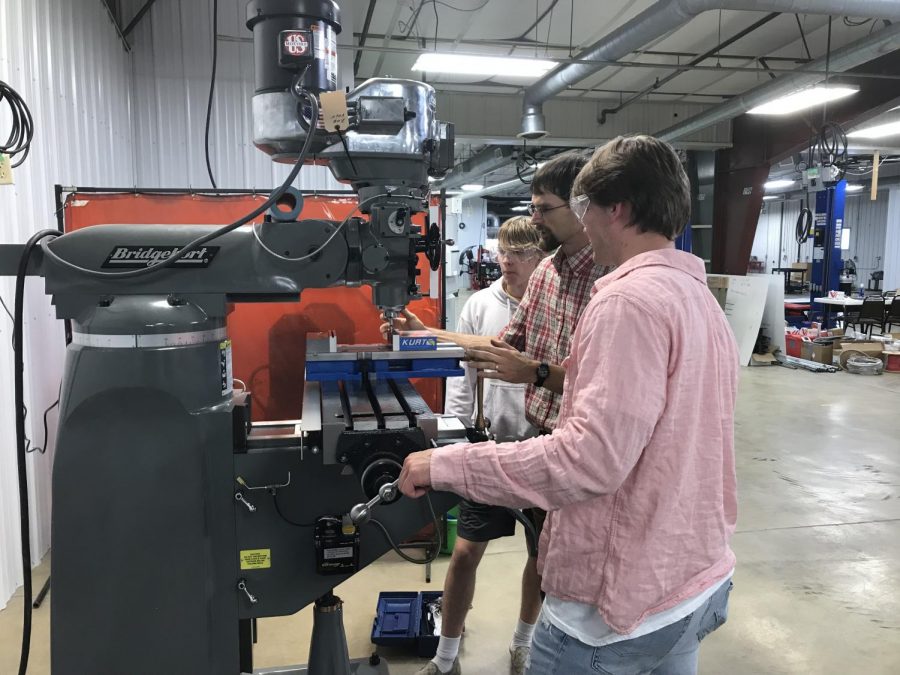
[414,658,461,675]
[509,645,530,675]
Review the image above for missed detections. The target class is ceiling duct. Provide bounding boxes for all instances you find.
[435,145,518,190]
[520,0,900,139]
[657,22,900,142]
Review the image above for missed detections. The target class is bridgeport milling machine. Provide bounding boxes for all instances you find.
[0,1,493,673]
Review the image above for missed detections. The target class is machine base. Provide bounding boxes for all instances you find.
[252,656,390,674]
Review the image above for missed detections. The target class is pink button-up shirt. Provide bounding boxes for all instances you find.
[431,248,739,634]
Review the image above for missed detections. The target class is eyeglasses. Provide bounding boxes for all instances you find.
[527,202,569,217]
[497,248,541,262]
[569,194,590,223]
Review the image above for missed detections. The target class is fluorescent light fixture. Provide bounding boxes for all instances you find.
[762,195,781,201]
[461,184,483,192]
[412,53,557,78]
[845,183,864,192]
[848,120,900,139]
[764,179,795,190]
[748,85,859,116]
[511,205,529,212]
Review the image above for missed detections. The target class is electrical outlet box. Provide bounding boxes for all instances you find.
[0,154,13,185]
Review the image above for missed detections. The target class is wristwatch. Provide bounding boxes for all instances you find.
[534,362,550,388]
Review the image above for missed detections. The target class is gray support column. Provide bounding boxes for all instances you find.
[883,187,900,292]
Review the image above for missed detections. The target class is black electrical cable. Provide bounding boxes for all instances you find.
[505,508,539,557]
[41,82,319,279]
[399,0,490,39]
[0,293,13,322]
[273,486,442,565]
[24,398,60,455]
[843,16,873,27]
[0,80,34,168]
[811,121,848,182]
[272,490,317,528]
[368,492,442,565]
[204,0,219,188]
[817,122,848,163]
[13,229,61,675]
[511,0,560,41]
[516,151,538,185]
[433,0,439,50]
[796,207,813,245]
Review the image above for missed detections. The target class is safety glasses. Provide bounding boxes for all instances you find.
[497,248,542,262]
[569,194,590,224]
[526,202,569,217]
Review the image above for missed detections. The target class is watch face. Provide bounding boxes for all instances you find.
[537,363,550,379]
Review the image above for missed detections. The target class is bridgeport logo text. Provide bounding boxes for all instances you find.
[102,245,220,269]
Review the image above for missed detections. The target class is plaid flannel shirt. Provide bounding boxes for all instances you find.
[501,244,608,431]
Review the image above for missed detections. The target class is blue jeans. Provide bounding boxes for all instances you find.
[526,581,733,675]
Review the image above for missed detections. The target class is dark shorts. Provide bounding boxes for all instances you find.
[457,500,546,556]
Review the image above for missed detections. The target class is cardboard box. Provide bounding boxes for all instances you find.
[750,352,777,366]
[801,340,834,365]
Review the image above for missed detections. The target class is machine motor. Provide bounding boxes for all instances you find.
[315,515,361,575]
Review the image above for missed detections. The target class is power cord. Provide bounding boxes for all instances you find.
[251,191,390,262]
[272,490,317,528]
[367,492,442,565]
[40,83,319,279]
[0,293,13,321]
[273,484,443,565]
[13,229,62,675]
[23,399,60,455]
[796,207,813,244]
[204,0,219,188]
[516,145,538,186]
[0,80,34,168]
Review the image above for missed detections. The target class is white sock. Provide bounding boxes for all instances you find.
[432,635,461,672]
[511,619,536,649]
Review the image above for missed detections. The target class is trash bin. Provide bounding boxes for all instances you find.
[441,515,457,555]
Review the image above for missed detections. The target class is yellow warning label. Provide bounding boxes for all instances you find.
[240,549,271,570]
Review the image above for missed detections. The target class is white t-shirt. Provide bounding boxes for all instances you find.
[444,278,539,442]
[542,571,734,647]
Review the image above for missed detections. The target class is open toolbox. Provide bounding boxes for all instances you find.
[371,591,442,657]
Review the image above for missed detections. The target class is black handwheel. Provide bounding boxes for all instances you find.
[425,222,442,271]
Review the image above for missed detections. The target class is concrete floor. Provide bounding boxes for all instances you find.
[1,367,899,674]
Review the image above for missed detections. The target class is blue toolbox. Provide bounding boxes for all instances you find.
[371,591,443,657]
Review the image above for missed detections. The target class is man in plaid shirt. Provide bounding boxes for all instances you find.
[393,153,608,675]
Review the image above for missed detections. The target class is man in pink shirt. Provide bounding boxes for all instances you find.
[399,135,739,674]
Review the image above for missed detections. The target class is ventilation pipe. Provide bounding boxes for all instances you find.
[657,21,900,142]
[436,146,518,190]
[520,0,900,139]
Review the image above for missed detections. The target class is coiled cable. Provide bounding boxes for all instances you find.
[0,80,34,168]
[795,207,813,244]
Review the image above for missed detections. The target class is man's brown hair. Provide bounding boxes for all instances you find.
[531,151,588,201]
[573,135,691,240]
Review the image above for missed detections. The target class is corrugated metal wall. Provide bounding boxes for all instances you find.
[884,188,900,292]
[0,0,135,608]
[124,0,352,191]
[752,192,889,282]
[752,199,808,272]
[844,192,889,280]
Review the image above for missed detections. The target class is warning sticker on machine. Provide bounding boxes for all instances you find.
[323,546,354,560]
[220,339,233,395]
[240,549,271,570]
